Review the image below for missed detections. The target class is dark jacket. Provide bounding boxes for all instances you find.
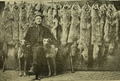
[24,25,56,46]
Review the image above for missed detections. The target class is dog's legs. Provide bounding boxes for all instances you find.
[47,58,51,76]
[2,42,7,72]
[19,59,22,77]
[52,57,56,76]
[16,58,20,71]
[17,58,21,71]
[2,52,7,72]
[23,59,27,77]
[16,48,21,71]
[69,53,74,73]
[2,58,6,72]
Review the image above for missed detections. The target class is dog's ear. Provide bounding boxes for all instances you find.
[48,38,52,44]
[43,38,47,42]
[43,39,45,42]
[55,48,58,53]
[24,40,27,46]
[48,38,52,42]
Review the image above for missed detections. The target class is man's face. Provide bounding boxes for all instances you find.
[35,16,42,25]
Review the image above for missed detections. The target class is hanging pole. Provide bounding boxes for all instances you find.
[52,0,53,8]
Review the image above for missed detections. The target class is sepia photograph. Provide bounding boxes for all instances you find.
[0,0,120,81]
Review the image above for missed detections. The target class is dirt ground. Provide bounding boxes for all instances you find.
[0,69,120,81]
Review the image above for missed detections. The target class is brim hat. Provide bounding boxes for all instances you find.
[34,11,44,19]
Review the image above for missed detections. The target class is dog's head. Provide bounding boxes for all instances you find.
[19,40,30,48]
[20,40,26,46]
[43,38,52,46]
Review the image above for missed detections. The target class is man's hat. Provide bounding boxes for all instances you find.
[34,11,44,18]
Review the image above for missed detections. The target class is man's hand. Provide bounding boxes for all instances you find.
[26,45,30,48]
[20,53,24,58]
[26,23,29,26]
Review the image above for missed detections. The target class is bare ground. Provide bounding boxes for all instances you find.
[0,69,120,81]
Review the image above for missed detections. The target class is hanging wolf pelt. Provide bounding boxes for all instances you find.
[1,2,13,43]
[27,3,36,27]
[1,2,17,72]
[67,2,81,44]
[91,2,103,60]
[12,2,19,44]
[104,3,119,55]
[19,1,28,40]
[51,3,63,41]
[46,5,54,28]
[60,2,71,45]
[99,3,107,57]
[78,2,91,62]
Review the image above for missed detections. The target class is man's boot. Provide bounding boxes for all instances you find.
[34,64,40,80]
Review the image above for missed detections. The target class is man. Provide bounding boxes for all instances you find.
[24,13,56,80]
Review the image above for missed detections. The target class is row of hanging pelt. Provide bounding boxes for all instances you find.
[1,1,120,62]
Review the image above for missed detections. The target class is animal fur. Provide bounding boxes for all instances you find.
[27,3,35,27]
[78,2,91,62]
[43,38,58,76]
[12,2,19,40]
[104,3,118,55]
[1,2,13,42]
[60,2,71,45]
[19,1,28,40]
[67,2,81,43]
[17,40,29,77]
[99,3,107,56]
[91,2,101,60]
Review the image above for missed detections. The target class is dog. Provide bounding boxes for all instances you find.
[43,38,58,76]
[2,41,17,72]
[17,39,30,77]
